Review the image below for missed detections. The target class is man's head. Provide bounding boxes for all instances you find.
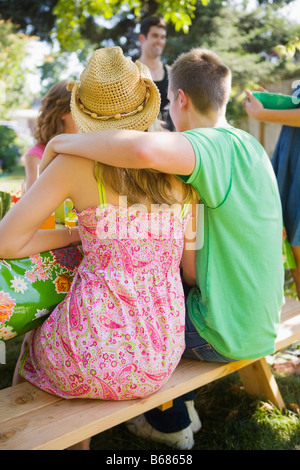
[140,16,167,37]
[169,48,231,120]
[139,16,167,59]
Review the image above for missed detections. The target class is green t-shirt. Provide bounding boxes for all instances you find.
[178,127,284,360]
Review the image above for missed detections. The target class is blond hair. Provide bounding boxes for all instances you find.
[95,123,197,206]
[95,165,196,206]
[34,81,72,145]
[170,48,231,114]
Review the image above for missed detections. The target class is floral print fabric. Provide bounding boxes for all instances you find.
[0,246,83,341]
[20,205,189,400]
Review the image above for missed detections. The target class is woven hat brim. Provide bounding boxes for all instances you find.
[70,78,161,133]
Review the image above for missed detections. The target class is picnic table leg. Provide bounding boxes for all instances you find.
[238,357,286,409]
[157,400,173,411]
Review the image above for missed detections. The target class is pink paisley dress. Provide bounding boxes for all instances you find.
[20,202,189,400]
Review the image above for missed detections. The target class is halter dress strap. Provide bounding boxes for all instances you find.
[180,204,188,219]
[95,162,107,208]
[180,199,193,219]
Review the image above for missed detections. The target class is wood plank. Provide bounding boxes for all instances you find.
[281,297,300,321]
[0,358,257,450]
[276,298,300,351]
[0,381,61,423]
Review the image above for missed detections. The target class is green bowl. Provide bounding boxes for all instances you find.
[252,91,300,109]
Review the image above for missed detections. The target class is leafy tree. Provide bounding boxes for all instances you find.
[52,0,205,52]
[0,0,205,93]
[0,125,21,173]
[163,0,300,125]
[2,0,300,127]
[0,19,33,119]
[0,0,204,51]
[37,49,90,95]
[0,0,58,41]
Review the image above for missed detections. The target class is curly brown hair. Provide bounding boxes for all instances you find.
[34,80,72,145]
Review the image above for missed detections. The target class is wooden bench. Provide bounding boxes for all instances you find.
[1,296,300,450]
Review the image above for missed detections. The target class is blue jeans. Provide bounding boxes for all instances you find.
[144,284,236,433]
[183,308,236,362]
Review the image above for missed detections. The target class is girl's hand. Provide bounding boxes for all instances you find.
[242,89,264,121]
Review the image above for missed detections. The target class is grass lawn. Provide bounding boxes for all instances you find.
[0,165,25,181]
[0,166,299,450]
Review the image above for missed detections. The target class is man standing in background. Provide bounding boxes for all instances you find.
[138,16,174,130]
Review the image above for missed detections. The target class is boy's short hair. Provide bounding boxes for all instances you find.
[169,48,231,113]
[139,16,167,37]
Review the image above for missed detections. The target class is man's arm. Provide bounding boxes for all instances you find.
[40,129,196,176]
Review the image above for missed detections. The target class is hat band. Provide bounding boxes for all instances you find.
[77,85,151,121]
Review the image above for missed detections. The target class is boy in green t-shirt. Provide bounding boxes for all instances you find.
[40,48,284,450]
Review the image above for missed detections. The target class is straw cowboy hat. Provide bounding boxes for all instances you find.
[67,46,161,132]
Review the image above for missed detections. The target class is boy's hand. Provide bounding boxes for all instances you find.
[39,139,58,174]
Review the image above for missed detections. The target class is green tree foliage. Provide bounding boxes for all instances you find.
[0,126,21,173]
[0,0,58,41]
[2,0,300,126]
[37,50,90,95]
[52,0,205,51]
[0,19,33,119]
[35,0,206,90]
[162,0,300,125]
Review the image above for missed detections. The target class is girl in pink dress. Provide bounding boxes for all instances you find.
[0,47,198,448]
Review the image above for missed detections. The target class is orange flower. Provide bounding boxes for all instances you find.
[282,227,287,242]
[54,275,72,293]
[0,291,16,324]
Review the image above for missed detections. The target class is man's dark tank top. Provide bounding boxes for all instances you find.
[154,64,174,131]
[154,64,169,112]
